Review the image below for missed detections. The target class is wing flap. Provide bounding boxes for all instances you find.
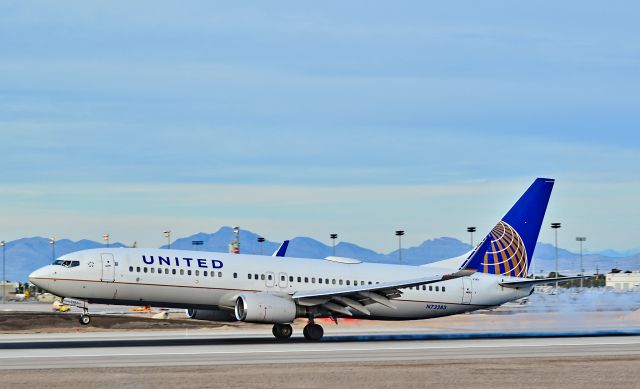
[322,302,353,316]
[332,296,371,315]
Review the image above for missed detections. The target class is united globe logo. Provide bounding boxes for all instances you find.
[480,221,528,277]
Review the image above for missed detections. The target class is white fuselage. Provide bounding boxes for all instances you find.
[29,248,531,320]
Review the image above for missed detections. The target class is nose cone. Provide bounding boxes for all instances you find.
[29,266,51,289]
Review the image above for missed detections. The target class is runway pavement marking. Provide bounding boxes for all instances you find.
[1,339,638,360]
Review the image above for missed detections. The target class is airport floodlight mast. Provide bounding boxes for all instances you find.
[576,237,587,288]
[231,226,240,254]
[0,240,5,303]
[466,226,476,247]
[163,230,171,249]
[257,237,265,255]
[103,233,110,248]
[395,230,405,263]
[48,237,56,261]
[551,222,561,288]
[330,234,338,256]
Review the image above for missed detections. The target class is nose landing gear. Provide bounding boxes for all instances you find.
[79,314,91,325]
[79,307,91,325]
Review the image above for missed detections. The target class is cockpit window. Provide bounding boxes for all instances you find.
[52,260,80,268]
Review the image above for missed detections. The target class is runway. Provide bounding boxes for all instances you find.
[2,295,639,387]
[1,330,639,369]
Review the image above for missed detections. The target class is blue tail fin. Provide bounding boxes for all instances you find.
[460,178,555,277]
[272,240,289,257]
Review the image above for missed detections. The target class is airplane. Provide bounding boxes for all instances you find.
[29,178,586,341]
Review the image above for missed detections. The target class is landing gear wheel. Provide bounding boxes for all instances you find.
[272,324,293,339]
[303,323,324,341]
[79,314,91,325]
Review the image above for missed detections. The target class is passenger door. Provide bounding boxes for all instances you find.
[100,253,115,282]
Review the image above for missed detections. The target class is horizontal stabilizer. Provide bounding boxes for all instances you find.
[500,275,591,289]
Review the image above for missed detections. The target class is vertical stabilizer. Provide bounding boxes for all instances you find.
[459,178,555,277]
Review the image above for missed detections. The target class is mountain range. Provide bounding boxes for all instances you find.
[2,226,638,282]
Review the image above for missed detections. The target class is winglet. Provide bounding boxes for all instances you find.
[272,240,290,257]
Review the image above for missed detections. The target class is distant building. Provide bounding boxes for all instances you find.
[606,272,640,291]
[0,281,19,300]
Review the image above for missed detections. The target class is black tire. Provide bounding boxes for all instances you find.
[302,325,309,339]
[303,324,323,341]
[279,324,292,338]
[272,324,293,339]
[79,314,91,325]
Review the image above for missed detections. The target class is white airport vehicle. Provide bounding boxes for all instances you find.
[29,178,585,340]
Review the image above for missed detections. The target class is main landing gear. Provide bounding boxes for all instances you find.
[302,320,324,341]
[272,323,293,339]
[271,321,324,341]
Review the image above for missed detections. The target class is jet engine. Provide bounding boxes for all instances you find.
[234,293,303,323]
[185,308,237,322]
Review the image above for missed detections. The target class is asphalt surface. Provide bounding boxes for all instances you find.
[1,297,639,388]
[0,330,638,369]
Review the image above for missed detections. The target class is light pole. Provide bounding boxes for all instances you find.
[576,237,587,288]
[395,230,405,263]
[466,227,476,248]
[330,234,338,256]
[103,233,110,248]
[163,230,171,249]
[49,237,56,261]
[257,237,265,255]
[0,241,5,303]
[232,226,240,254]
[551,222,561,289]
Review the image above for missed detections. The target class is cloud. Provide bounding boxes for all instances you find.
[1,179,638,253]
[0,2,638,251]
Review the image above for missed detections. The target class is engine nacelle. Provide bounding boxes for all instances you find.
[234,293,300,323]
[185,308,237,322]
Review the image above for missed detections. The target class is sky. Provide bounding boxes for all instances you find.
[0,1,638,253]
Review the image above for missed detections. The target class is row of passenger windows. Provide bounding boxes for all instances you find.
[246,273,445,292]
[248,273,374,286]
[128,266,445,292]
[129,266,222,278]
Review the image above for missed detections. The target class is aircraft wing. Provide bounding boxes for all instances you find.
[499,275,591,289]
[291,269,474,316]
